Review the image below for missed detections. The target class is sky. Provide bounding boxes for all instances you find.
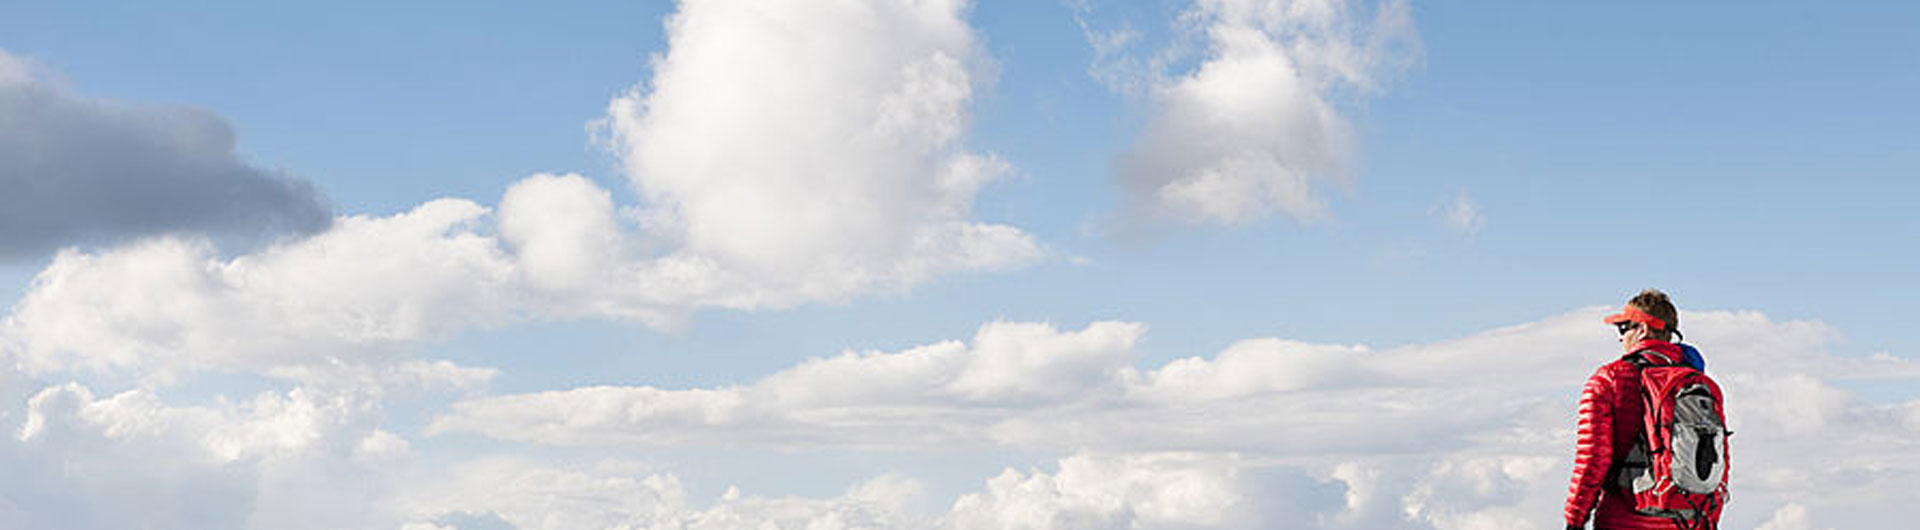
[1,1,1917,529]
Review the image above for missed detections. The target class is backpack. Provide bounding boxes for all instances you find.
[1615,349,1730,528]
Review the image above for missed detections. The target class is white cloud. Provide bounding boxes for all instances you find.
[1399,455,1562,530]
[427,321,1145,449]
[496,173,627,312]
[352,429,411,464]
[264,359,498,397]
[399,457,931,530]
[1436,192,1484,234]
[1754,503,1832,530]
[1127,338,1380,401]
[394,451,1349,530]
[598,0,1040,304]
[846,473,929,515]
[401,457,688,530]
[0,169,1012,385]
[0,49,330,261]
[947,452,1265,530]
[1090,0,1420,227]
[493,172,1040,322]
[944,321,1143,404]
[0,371,413,530]
[427,313,1580,453]
[1,198,512,384]
[14,383,365,466]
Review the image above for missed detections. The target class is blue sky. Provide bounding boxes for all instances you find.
[8,0,1916,345]
[9,0,1914,357]
[2,1,1918,529]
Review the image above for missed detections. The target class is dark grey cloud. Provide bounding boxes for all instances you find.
[0,51,330,260]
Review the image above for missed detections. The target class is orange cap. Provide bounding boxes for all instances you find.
[1603,305,1667,330]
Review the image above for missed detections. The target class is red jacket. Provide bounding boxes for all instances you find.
[1563,340,1686,529]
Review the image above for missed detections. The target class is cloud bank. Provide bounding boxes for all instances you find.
[1,307,1911,528]
[0,50,330,261]
[431,309,1920,528]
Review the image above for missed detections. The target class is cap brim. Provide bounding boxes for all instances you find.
[1604,307,1668,330]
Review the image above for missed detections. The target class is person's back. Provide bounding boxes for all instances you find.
[1563,289,1725,529]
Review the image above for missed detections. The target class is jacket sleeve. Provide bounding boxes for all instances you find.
[1563,366,1615,528]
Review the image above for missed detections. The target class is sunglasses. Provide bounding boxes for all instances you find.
[1614,322,1640,335]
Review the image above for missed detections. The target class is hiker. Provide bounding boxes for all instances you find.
[1564,289,1728,529]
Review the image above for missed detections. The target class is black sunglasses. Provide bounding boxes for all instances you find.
[1614,321,1640,335]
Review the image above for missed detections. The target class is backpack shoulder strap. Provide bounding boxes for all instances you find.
[1626,352,1651,368]
[1625,351,1661,369]
[1628,349,1685,369]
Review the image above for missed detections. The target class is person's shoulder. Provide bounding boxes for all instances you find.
[1590,357,1640,380]
[1596,355,1638,370]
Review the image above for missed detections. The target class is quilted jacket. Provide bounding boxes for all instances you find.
[1563,340,1696,529]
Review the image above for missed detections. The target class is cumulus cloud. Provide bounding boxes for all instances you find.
[598,0,1040,301]
[1085,0,1420,227]
[0,169,1027,386]
[0,49,330,261]
[1,198,512,383]
[16,384,355,463]
[0,368,420,530]
[948,452,1305,530]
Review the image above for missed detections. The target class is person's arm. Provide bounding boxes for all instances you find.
[1563,366,1616,529]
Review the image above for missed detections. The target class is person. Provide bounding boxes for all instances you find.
[1562,289,1719,529]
